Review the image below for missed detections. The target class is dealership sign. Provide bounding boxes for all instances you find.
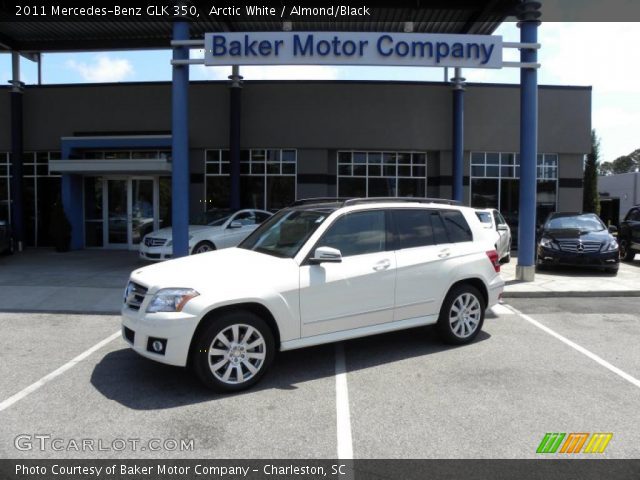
[204,32,503,68]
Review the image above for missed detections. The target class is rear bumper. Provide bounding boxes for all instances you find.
[487,274,505,307]
[537,247,619,268]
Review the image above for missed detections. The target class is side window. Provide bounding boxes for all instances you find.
[319,210,386,257]
[495,211,507,226]
[431,212,449,244]
[255,211,271,224]
[440,210,473,243]
[233,211,256,226]
[393,210,435,249]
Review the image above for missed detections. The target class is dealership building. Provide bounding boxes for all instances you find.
[0,1,591,279]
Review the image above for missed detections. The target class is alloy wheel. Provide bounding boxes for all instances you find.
[449,293,482,339]
[208,324,266,385]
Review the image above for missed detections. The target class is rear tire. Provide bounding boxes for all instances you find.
[437,284,485,345]
[192,310,275,392]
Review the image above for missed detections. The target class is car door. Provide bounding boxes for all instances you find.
[299,210,396,337]
[393,209,455,320]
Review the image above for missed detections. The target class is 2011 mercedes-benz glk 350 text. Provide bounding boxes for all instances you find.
[122,198,504,392]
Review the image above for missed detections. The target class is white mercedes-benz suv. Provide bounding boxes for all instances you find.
[122,198,504,392]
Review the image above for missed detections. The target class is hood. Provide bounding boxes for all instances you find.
[129,247,293,294]
[145,225,219,240]
[543,228,612,242]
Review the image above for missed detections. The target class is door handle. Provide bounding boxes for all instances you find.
[373,259,391,271]
[438,248,451,258]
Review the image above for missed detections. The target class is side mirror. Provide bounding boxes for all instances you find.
[497,224,508,232]
[310,246,342,264]
[608,225,618,234]
[228,221,243,229]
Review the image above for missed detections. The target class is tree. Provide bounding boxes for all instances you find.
[583,129,600,215]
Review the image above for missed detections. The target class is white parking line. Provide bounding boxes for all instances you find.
[0,330,121,412]
[505,304,640,389]
[335,343,354,459]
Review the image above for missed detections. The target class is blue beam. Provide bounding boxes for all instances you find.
[171,21,190,258]
[451,71,465,203]
[516,2,541,280]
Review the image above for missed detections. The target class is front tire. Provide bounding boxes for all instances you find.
[619,239,636,261]
[437,284,485,345]
[192,311,275,392]
[192,241,216,255]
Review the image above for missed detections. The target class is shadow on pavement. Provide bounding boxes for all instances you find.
[90,326,490,410]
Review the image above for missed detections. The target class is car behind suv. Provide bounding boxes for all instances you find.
[537,212,620,273]
[122,198,504,392]
[619,205,640,261]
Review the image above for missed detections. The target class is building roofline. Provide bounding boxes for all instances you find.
[3,80,593,91]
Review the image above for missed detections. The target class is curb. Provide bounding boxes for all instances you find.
[503,290,640,299]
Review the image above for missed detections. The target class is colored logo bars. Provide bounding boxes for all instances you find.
[537,433,613,454]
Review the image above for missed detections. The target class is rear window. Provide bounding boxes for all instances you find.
[441,210,473,243]
[475,211,492,225]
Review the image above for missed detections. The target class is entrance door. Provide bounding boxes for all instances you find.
[104,177,159,249]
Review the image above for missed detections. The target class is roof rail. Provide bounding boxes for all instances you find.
[343,197,462,206]
[290,197,353,206]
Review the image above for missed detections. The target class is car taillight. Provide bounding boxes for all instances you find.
[486,250,500,273]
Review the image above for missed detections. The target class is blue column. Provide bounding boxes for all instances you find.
[451,68,465,203]
[229,66,242,210]
[516,2,541,281]
[61,174,83,249]
[171,21,190,258]
[9,52,24,250]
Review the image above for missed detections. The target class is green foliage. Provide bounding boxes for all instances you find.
[49,198,72,252]
[583,130,600,215]
[599,148,640,175]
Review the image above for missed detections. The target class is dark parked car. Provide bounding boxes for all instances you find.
[618,205,640,262]
[537,212,619,274]
[0,220,14,255]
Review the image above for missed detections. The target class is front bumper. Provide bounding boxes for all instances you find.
[138,244,173,262]
[121,305,200,367]
[537,246,619,268]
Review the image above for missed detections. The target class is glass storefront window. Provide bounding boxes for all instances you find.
[337,151,428,199]
[205,148,297,211]
[84,177,103,247]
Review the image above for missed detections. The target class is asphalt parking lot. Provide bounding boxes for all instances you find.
[1,296,639,459]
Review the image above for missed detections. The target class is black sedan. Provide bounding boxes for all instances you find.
[537,212,619,274]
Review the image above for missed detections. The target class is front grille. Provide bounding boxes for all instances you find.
[124,281,148,310]
[144,237,166,247]
[557,240,602,253]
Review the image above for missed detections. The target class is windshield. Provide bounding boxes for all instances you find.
[545,213,606,232]
[190,210,234,226]
[239,208,331,258]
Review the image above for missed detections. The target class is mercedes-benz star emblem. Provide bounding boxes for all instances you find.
[577,242,584,253]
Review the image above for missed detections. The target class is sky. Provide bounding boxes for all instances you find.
[1,21,639,163]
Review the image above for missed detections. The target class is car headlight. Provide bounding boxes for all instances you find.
[146,288,199,313]
[539,237,558,250]
[603,239,619,252]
